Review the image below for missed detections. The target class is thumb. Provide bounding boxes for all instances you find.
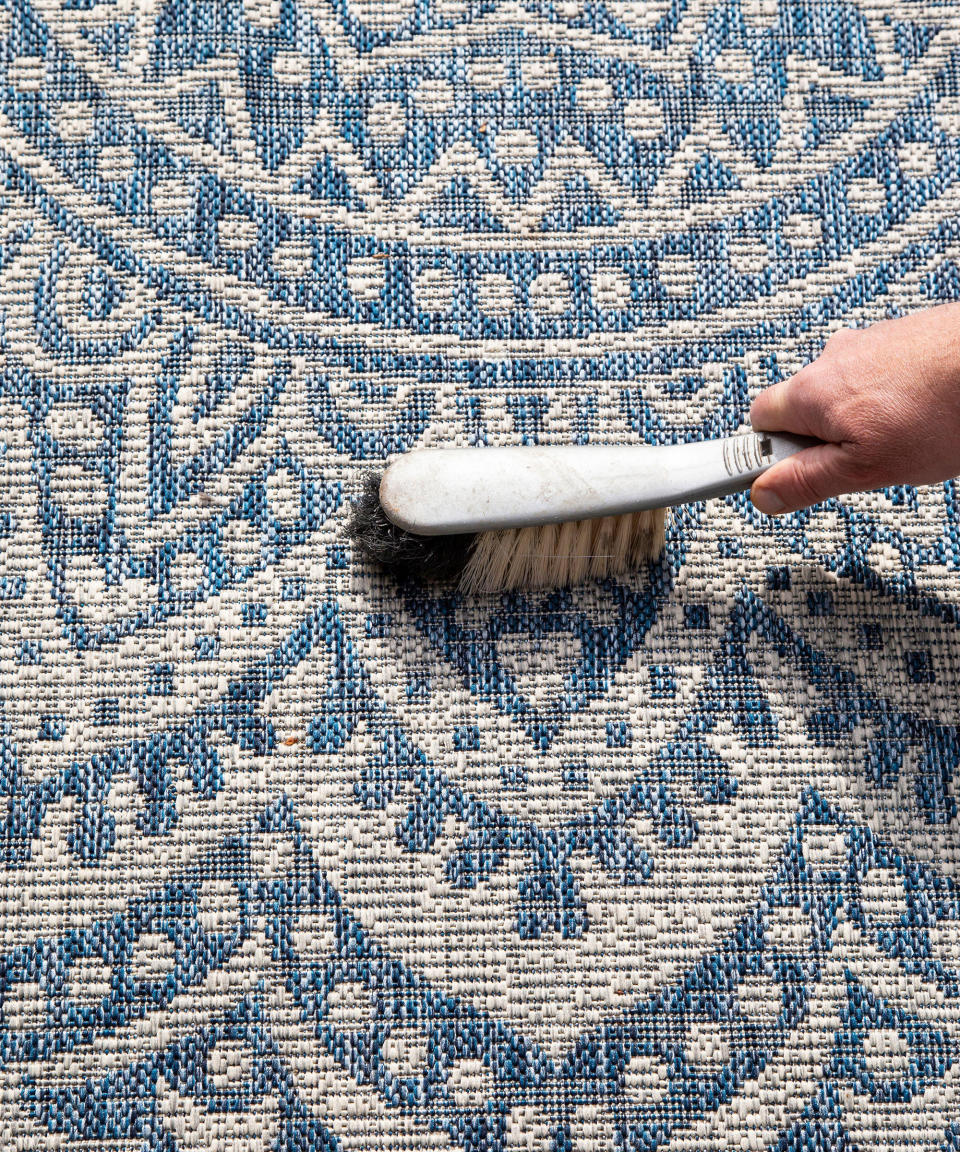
[750,442,853,515]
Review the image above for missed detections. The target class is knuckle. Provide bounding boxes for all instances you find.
[791,363,819,391]
[814,351,850,395]
[790,366,836,431]
[831,404,866,447]
[825,326,856,354]
[810,364,860,439]
[768,375,800,416]
[835,391,897,459]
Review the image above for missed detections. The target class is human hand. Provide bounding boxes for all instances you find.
[748,302,960,515]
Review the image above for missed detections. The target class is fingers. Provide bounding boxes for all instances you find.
[749,442,854,516]
[749,368,832,440]
[748,380,792,434]
[748,311,960,507]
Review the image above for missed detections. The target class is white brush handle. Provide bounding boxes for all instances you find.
[379,433,818,536]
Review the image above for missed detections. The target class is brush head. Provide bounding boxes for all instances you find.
[348,473,667,592]
[347,473,475,582]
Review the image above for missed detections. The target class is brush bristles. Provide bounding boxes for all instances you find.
[347,473,476,582]
[348,473,667,593]
[459,509,667,593]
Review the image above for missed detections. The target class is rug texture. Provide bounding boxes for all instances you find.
[2,0,960,1147]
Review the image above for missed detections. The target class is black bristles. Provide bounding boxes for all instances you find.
[347,473,475,583]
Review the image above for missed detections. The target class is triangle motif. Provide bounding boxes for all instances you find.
[301,155,365,210]
[540,175,622,232]
[419,176,505,233]
[684,152,740,201]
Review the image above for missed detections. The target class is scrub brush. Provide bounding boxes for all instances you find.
[349,431,816,594]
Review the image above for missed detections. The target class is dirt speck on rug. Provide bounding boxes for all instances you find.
[0,0,959,1147]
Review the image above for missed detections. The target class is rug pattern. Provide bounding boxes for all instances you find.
[1,0,960,1146]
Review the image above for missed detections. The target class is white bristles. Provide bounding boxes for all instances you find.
[458,508,668,594]
[589,515,619,580]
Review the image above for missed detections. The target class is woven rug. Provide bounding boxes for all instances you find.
[2,0,960,1147]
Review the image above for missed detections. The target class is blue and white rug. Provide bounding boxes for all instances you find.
[1,0,960,1146]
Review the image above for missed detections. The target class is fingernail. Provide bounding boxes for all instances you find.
[751,489,786,516]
